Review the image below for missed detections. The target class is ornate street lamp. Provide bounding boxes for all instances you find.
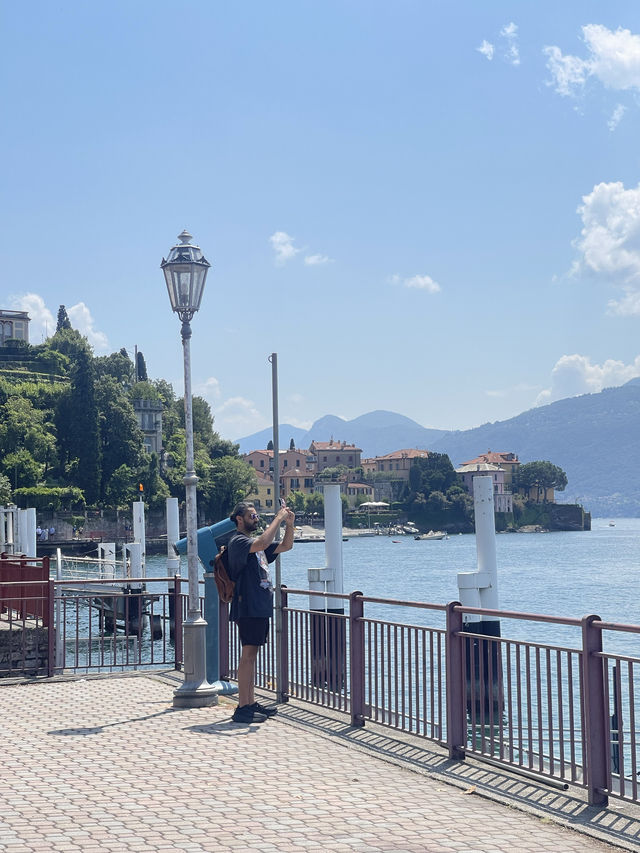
[161,230,216,707]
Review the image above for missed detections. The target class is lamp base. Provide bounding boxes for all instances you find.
[173,615,219,708]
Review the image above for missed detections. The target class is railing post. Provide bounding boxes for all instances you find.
[581,614,609,806]
[47,578,55,677]
[446,601,466,760]
[349,590,365,727]
[173,575,183,671]
[278,586,289,704]
[218,594,230,680]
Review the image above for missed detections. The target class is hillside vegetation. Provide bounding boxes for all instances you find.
[0,324,256,520]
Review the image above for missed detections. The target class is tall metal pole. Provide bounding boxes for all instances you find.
[173,319,217,707]
[270,353,285,703]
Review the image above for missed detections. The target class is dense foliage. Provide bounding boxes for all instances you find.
[0,319,256,521]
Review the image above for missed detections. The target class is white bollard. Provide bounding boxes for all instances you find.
[324,484,344,601]
[99,543,116,580]
[132,500,146,577]
[456,472,501,715]
[166,497,180,576]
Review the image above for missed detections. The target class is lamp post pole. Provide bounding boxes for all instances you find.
[162,230,217,708]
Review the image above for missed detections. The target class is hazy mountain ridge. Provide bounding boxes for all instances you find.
[235,386,640,516]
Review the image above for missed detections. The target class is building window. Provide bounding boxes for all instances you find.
[267,488,271,495]
[348,456,353,462]
[266,500,273,507]
[260,460,264,467]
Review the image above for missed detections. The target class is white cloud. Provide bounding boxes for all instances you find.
[213,396,267,439]
[304,253,333,265]
[67,302,110,352]
[194,376,221,400]
[391,273,441,293]
[477,40,494,61]
[8,293,55,343]
[500,22,520,66]
[536,353,640,405]
[571,180,640,314]
[269,231,301,265]
[608,103,627,131]
[543,45,588,96]
[544,25,640,97]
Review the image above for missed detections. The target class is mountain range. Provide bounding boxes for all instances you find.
[235,379,640,517]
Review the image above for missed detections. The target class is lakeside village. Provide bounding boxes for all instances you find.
[0,307,588,551]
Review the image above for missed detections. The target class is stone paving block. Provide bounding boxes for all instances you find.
[0,675,631,852]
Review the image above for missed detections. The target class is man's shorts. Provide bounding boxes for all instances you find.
[236,617,270,647]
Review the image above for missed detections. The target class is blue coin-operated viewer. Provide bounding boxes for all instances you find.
[174,517,237,694]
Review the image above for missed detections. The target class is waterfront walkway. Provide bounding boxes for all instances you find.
[3,672,640,853]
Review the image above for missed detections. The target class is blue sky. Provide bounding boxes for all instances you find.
[3,2,640,440]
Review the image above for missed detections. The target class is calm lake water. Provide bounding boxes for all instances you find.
[147,517,639,655]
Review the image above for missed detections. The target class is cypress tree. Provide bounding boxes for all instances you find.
[136,351,148,381]
[56,305,72,332]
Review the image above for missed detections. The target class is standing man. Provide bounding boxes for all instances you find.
[228,500,295,724]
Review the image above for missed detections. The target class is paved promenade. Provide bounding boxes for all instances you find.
[2,671,640,852]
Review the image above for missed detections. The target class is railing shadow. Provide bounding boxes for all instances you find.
[276,701,640,851]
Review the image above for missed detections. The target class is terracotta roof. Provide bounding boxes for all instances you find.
[375,448,429,461]
[310,440,361,451]
[462,451,519,466]
[280,468,310,479]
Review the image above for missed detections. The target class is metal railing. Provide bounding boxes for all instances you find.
[222,588,639,809]
[1,576,183,678]
[3,569,640,810]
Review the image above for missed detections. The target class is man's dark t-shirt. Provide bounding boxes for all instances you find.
[227,531,278,620]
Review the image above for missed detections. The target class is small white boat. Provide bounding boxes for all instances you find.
[414,530,447,541]
[608,521,616,527]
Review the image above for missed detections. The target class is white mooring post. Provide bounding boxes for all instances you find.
[98,543,116,580]
[0,506,6,553]
[132,500,146,577]
[457,472,501,714]
[307,483,345,690]
[6,506,16,555]
[19,508,37,559]
[166,497,180,639]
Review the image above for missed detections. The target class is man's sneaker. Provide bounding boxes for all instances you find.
[251,701,278,718]
[231,704,267,724]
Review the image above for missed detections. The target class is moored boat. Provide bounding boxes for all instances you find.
[414,530,447,541]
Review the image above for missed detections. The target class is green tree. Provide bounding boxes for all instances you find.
[2,449,42,489]
[201,456,257,522]
[287,490,306,512]
[56,349,101,504]
[408,453,458,497]
[289,438,295,450]
[0,473,11,504]
[0,396,57,475]
[56,305,72,332]
[136,351,148,381]
[94,351,134,386]
[516,461,568,503]
[95,376,143,500]
[305,492,324,515]
[103,464,137,508]
[267,439,274,451]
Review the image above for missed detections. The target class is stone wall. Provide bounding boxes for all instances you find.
[0,623,49,677]
[34,507,187,541]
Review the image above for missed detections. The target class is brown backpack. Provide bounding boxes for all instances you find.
[213,545,235,603]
